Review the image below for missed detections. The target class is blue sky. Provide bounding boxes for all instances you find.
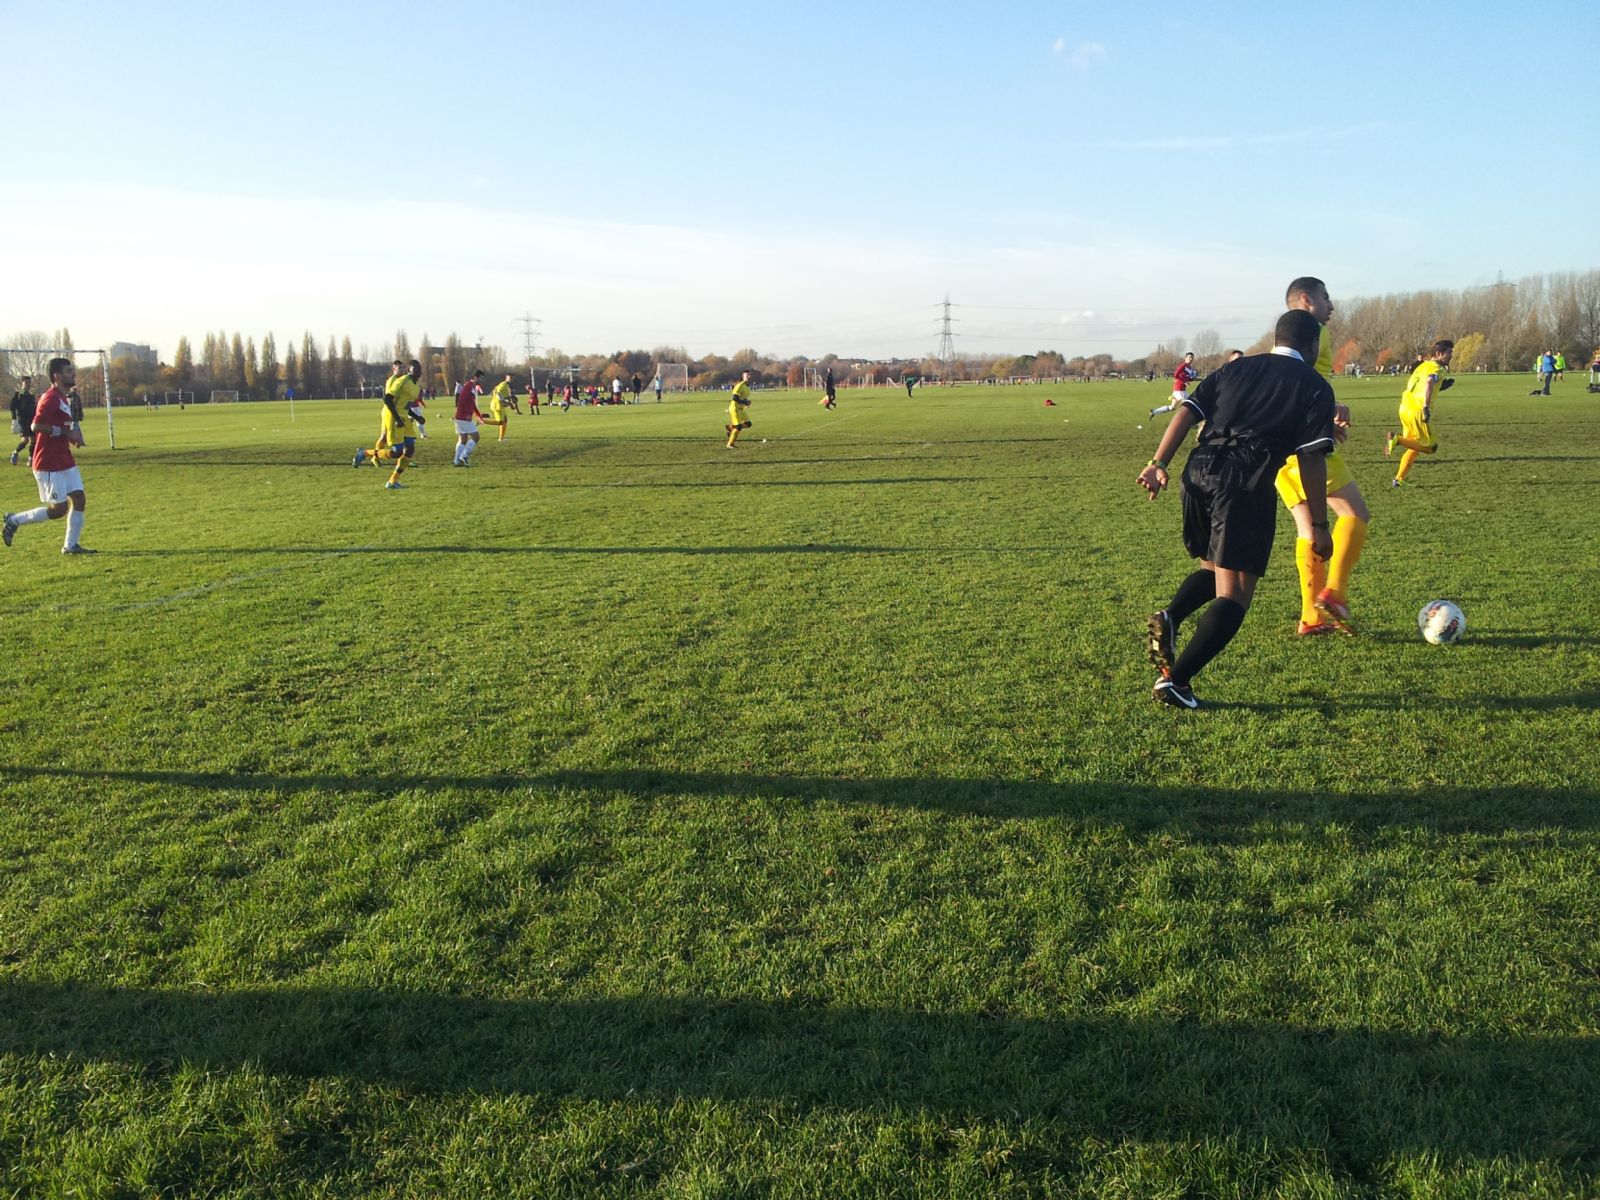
[4,0,1595,363]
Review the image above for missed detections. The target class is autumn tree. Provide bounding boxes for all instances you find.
[1451,332,1487,373]
[300,332,322,397]
[244,336,260,398]
[259,334,279,399]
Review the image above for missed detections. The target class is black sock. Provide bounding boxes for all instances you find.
[1170,597,1247,686]
[1166,569,1217,627]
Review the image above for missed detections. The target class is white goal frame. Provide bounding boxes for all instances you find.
[0,346,117,449]
[163,391,195,407]
[210,389,239,404]
[654,362,689,393]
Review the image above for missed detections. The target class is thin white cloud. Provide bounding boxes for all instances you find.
[1070,41,1107,69]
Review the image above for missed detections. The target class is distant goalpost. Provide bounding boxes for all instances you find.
[654,363,689,394]
[210,390,239,404]
[0,346,117,449]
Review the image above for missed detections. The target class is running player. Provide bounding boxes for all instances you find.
[1137,312,1335,709]
[354,359,421,489]
[1150,352,1198,418]
[3,357,95,553]
[1386,340,1454,486]
[1274,277,1369,637]
[485,374,514,441]
[453,370,488,466]
[725,369,754,448]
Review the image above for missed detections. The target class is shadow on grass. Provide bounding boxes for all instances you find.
[7,766,1600,835]
[525,476,984,489]
[107,543,1069,558]
[1,980,1595,1176]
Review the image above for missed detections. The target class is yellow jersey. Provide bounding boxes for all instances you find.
[730,380,752,406]
[385,374,420,435]
[1400,361,1441,414]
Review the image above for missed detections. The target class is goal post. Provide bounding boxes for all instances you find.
[0,346,116,449]
[654,362,689,394]
[209,390,239,404]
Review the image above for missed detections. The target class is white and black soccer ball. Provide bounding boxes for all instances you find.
[1417,600,1465,645]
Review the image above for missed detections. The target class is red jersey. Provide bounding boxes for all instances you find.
[454,380,485,421]
[31,385,77,472]
[1173,361,1199,392]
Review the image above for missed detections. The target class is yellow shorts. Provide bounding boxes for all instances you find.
[381,412,417,442]
[1399,403,1435,450]
[1275,448,1354,508]
[728,401,750,427]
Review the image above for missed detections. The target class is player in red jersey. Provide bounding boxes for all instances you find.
[3,357,95,554]
[452,370,488,467]
[1150,352,1199,418]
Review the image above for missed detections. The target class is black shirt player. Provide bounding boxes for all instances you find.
[1136,309,1336,709]
[10,377,35,466]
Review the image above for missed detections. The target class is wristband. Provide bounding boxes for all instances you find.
[1146,458,1167,470]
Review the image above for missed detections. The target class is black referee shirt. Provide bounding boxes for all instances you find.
[1181,350,1336,465]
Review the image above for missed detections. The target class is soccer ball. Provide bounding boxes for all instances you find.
[1417,600,1465,645]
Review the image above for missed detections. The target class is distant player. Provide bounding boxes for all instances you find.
[653,374,663,402]
[526,380,540,416]
[453,370,488,465]
[9,375,34,466]
[353,359,421,489]
[1554,351,1566,381]
[1387,340,1454,486]
[821,366,837,409]
[1137,312,1335,708]
[1150,352,1198,418]
[3,357,95,553]
[724,369,754,448]
[1275,277,1369,637]
[484,374,514,441]
[631,373,643,403]
[611,377,623,405]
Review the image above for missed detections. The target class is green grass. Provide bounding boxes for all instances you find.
[2,377,1598,1197]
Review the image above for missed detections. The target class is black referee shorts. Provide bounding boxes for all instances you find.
[1180,443,1279,577]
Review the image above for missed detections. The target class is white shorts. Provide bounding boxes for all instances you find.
[1171,390,1187,403]
[454,419,480,436]
[35,466,84,504]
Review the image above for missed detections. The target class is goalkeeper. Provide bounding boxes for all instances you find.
[724,369,754,448]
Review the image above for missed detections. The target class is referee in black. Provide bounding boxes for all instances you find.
[1136,309,1336,709]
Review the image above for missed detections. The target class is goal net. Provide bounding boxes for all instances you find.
[210,390,239,404]
[163,391,195,406]
[654,363,689,393]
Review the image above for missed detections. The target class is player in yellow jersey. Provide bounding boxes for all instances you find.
[724,369,753,448]
[353,359,422,489]
[1273,277,1369,636]
[485,374,514,441]
[1386,340,1454,487]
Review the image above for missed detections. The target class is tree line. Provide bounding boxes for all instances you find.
[7,269,1596,405]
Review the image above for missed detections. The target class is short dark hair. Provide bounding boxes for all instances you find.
[392,358,404,368]
[1285,276,1326,304]
[47,357,72,380]
[1430,339,1454,357]
[473,369,485,378]
[409,359,421,370]
[1273,310,1322,358]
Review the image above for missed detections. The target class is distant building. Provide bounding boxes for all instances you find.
[109,341,158,367]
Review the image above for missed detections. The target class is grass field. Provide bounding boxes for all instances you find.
[2,376,1598,1197]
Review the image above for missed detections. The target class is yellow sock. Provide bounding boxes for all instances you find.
[1327,517,1367,599]
[1295,538,1326,625]
[1396,448,1419,481]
